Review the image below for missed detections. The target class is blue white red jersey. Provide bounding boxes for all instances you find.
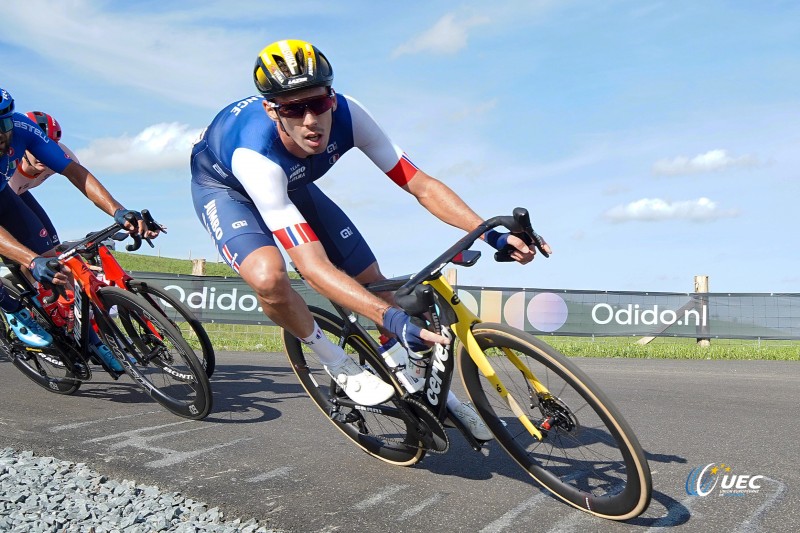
[191,93,419,239]
[0,113,72,191]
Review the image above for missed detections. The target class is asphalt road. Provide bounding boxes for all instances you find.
[0,352,797,532]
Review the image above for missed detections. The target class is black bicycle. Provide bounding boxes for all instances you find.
[283,208,651,520]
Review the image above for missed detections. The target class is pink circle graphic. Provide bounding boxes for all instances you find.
[526,293,568,332]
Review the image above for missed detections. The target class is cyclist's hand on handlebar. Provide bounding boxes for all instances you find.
[382,308,449,354]
[29,257,68,285]
[506,233,551,264]
[114,208,160,240]
[486,229,552,264]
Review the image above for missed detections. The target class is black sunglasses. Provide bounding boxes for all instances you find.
[0,117,13,133]
[269,90,335,119]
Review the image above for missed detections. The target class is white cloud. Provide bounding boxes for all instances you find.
[76,123,202,173]
[393,13,490,57]
[604,197,740,223]
[3,1,260,108]
[653,149,759,176]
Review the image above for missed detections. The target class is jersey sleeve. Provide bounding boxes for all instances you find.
[230,147,318,249]
[21,121,72,174]
[347,95,420,187]
[60,143,79,165]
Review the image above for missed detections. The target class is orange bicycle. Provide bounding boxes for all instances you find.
[0,214,212,420]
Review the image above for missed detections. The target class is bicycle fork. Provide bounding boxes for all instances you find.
[457,324,546,442]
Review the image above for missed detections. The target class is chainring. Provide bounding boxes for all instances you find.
[405,396,449,454]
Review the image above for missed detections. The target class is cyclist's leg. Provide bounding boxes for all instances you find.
[19,191,60,247]
[192,185,314,336]
[293,186,492,437]
[0,188,54,345]
[192,185,392,404]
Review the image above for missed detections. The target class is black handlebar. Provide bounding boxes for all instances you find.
[55,209,165,259]
[395,207,548,298]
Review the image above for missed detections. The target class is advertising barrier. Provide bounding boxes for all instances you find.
[131,272,800,340]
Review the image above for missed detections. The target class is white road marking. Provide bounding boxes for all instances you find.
[84,421,250,467]
[245,466,294,483]
[734,478,787,533]
[354,484,409,510]
[398,492,445,520]
[50,410,162,432]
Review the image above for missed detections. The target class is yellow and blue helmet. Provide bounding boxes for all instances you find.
[253,39,333,99]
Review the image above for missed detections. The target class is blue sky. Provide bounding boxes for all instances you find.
[3,0,798,293]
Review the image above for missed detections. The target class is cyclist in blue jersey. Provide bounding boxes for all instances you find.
[191,40,549,438]
[0,88,158,370]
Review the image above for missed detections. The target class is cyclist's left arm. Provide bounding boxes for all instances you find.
[349,95,537,262]
[61,162,157,238]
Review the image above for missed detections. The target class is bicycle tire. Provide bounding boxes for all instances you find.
[96,286,212,420]
[128,280,216,378]
[0,278,81,395]
[458,323,652,520]
[282,307,426,466]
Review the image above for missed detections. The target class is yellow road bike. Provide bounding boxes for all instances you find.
[283,208,652,520]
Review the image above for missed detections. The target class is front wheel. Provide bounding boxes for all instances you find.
[128,280,216,378]
[96,287,212,420]
[458,323,652,520]
[282,307,425,466]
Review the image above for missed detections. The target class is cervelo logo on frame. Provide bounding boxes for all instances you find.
[686,463,765,497]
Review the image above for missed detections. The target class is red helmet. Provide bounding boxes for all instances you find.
[25,111,62,142]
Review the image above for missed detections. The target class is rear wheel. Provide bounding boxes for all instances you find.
[128,280,216,377]
[96,287,212,419]
[459,323,652,520]
[0,278,81,395]
[282,307,425,466]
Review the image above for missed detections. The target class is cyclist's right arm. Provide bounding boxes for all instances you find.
[0,226,65,284]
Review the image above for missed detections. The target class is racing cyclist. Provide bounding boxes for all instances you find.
[190,40,548,440]
[0,90,157,372]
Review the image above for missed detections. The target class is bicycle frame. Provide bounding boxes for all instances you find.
[325,273,546,445]
[424,275,546,441]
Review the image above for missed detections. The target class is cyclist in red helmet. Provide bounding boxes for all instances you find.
[6,112,75,248]
[0,91,159,370]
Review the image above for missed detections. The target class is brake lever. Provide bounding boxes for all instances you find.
[494,207,550,262]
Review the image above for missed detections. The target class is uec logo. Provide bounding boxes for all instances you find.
[686,463,763,496]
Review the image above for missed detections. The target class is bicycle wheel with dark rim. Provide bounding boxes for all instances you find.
[458,323,652,520]
[0,278,81,395]
[96,286,212,419]
[282,307,425,466]
[128,280,216,377]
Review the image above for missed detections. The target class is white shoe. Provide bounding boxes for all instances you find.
[324,357,394,406]
[451,402,493,441]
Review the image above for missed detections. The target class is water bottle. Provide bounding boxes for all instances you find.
[36,285,75,331]
[378,338,425,393]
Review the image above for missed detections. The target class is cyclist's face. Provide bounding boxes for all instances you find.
[264,86,336,158]
[0,129,11,157]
